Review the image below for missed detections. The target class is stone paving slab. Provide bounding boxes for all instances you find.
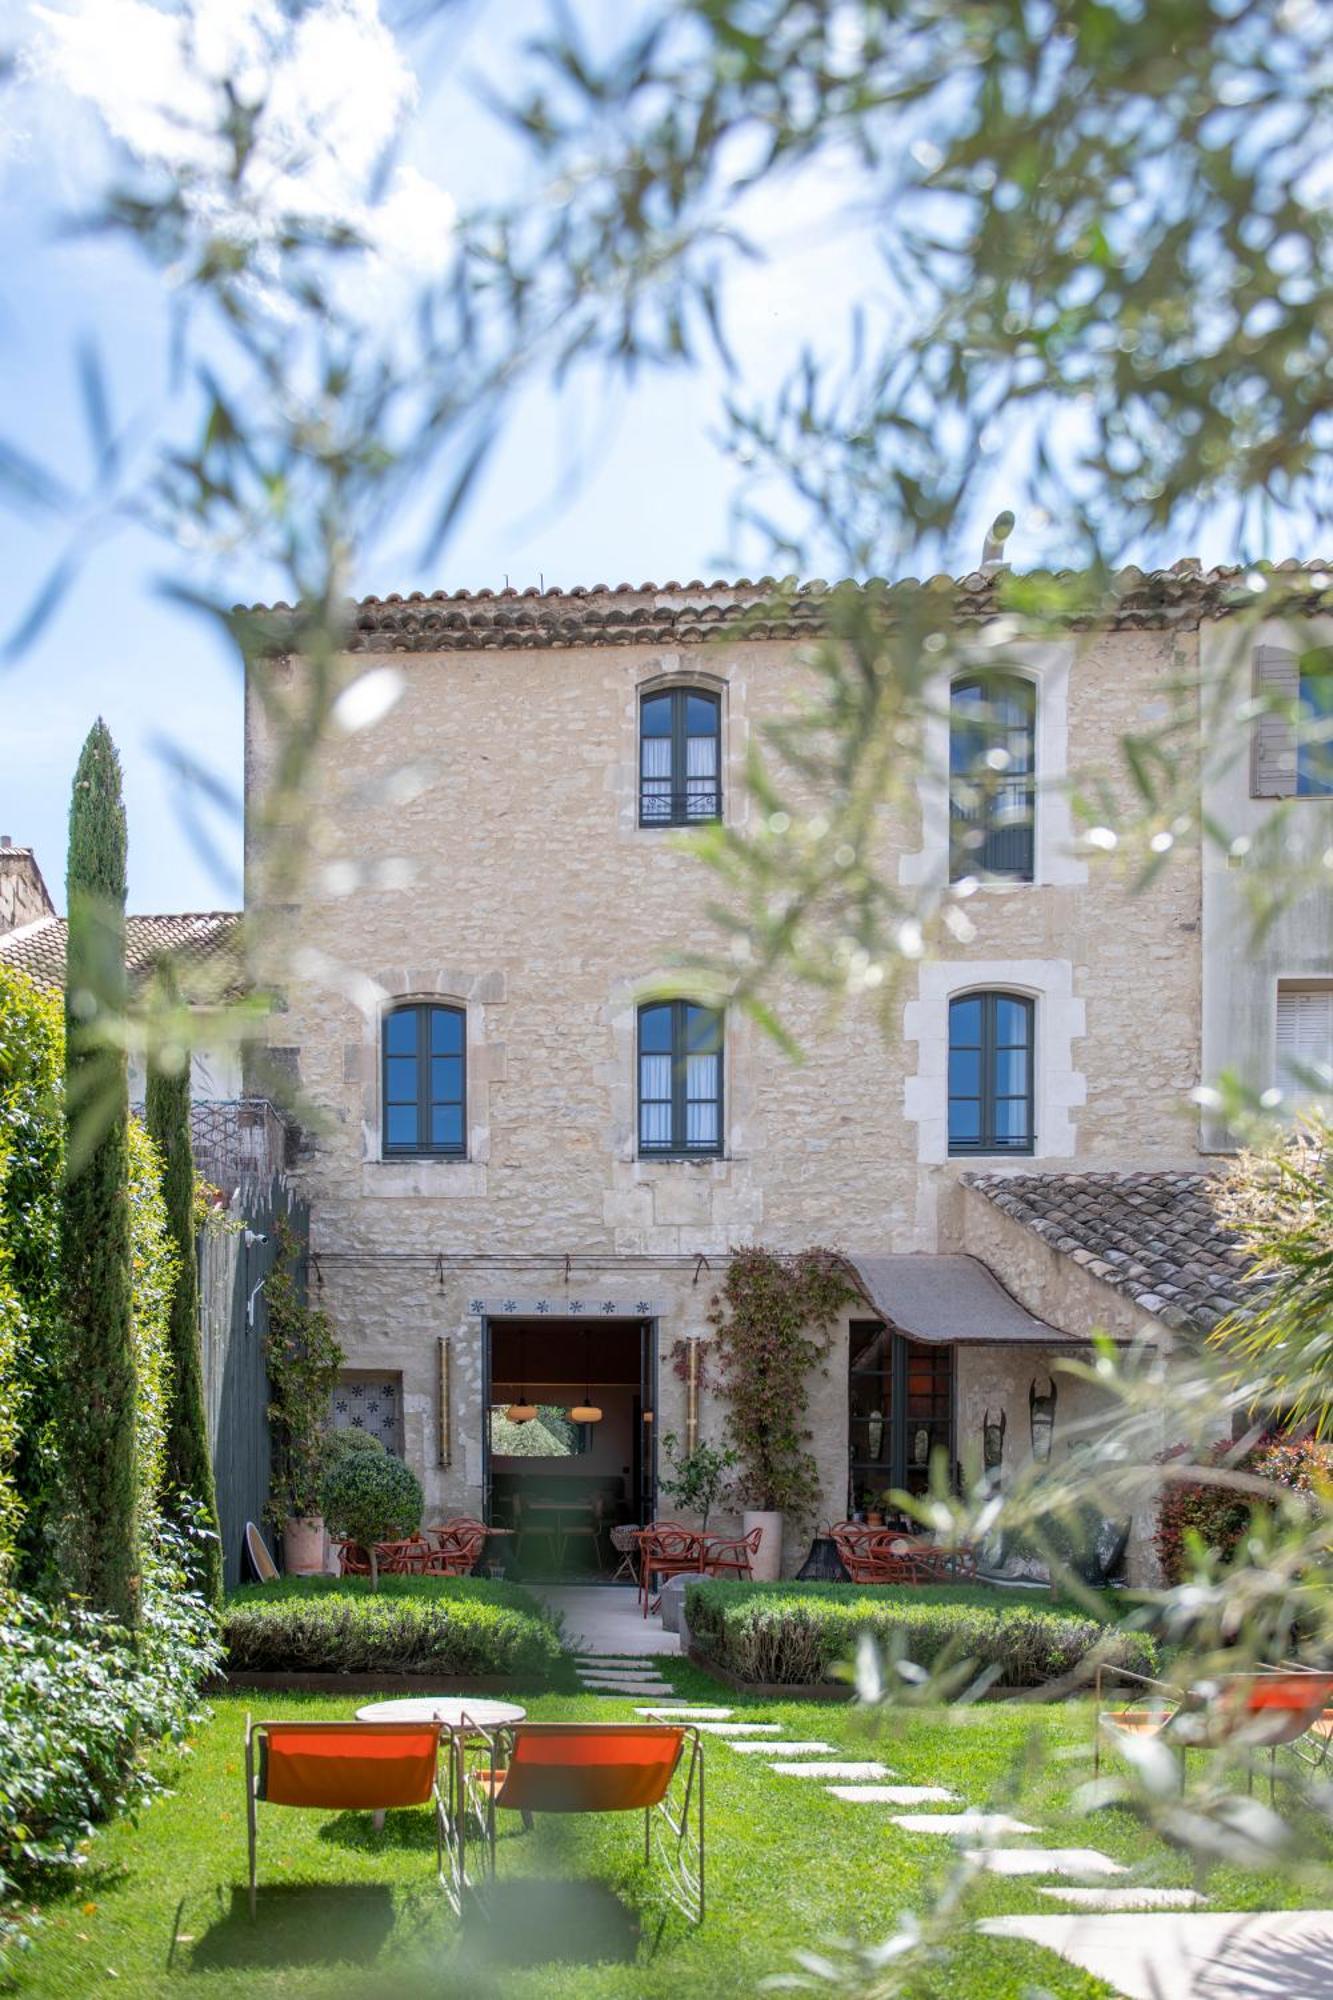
[891,1812,1038,1837]
[1037,1888,1208,1911]
[686,1722,783,1736]
[581,1674,676,1685]
[536,1584,682,1657]
[727,1740,837,1755]
[980,1910,1333,1998]
[769,1761,894,1780]
[965,1848,1126,1879]
[827,1785,959,1805]
[635,1707,733,1720]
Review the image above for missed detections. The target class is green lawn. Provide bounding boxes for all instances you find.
[9,1656,1333,1999]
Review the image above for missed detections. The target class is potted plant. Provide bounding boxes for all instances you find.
[710,1246,857,1582]
[321,1449,424,1591]
[263,1220,343,1573]
[657,1432,737,1534]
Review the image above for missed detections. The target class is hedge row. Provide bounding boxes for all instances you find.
[684,1580,1158,1688]
[222,1575,564,1680]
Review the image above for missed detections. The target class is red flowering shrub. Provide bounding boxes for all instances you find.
[1155,1432,1333,1584]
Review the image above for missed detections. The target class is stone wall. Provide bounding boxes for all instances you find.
[243,618,1208,1558]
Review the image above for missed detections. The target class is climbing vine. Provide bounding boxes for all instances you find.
[263,1219,342,1523]
[709,1247,857,1525]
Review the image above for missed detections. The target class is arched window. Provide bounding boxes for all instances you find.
[637,1000,723,1155]
[950,674,1036,880]
[948,992,1034,1155]
[639,686,722,825]
[381,1003,466,1156]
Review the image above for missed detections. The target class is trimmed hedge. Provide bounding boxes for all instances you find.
[684,1580,1158,1688]
[221,1574,564,1680]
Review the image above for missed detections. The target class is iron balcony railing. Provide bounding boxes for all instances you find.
[639,785,723,827]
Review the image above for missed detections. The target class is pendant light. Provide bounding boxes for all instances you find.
[570,1326,602,1425]
[505,1328,537,1424]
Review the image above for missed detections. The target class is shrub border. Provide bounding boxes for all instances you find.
[217,1669,543,1695]
[686,1647,854,1700]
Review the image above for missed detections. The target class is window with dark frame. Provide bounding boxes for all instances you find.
[637,1000,723,1156]
[848,1321,954,1512]
[949,673,1036,880]
[639,686,722,825]
[381,1003,466,1157]
[948,991,1034,1155]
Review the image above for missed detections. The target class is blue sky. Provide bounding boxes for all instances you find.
[0,0,1310,917]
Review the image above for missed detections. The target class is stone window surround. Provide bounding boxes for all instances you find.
[603,971,753,1166]
[620,659,748,837]
[903,958,1086,1164]
[899,642,1087,890]
[358,965,505,1197]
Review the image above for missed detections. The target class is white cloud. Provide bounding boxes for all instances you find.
[20,0,455,290]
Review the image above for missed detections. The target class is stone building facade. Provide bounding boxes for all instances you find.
[243,569,1327,1580]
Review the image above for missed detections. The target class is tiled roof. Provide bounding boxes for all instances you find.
[243,558,1333,653]
[961,1170,1270,1333]
[0,911,243,999]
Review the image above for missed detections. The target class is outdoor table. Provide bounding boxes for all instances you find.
[355,1697,527,1826]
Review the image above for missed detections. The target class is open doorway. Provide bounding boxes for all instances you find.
[484,1317,655,1579]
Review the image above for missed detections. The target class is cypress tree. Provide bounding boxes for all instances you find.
[59,718,138,1625]
[145,961,222,1605]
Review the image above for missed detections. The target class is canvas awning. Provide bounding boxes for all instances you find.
[844,1254,1095,1348]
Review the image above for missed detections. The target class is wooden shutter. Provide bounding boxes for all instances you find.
[1251,646,1300,798]
[1276,986,1333,1094]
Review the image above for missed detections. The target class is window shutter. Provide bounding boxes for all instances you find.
[1276,986,1333,1093]
[1251,646,1300,798]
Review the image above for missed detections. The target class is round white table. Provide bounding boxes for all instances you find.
[355,1696,526,1729]
[354,1698,526,1827]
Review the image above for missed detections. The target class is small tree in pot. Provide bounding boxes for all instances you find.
[321,1449,423,1591]
[263,1220,343,1572]
[710,1247,857,1579]
[658,1432,737,1535]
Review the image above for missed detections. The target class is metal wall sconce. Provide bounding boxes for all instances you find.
[1029,1378,1057,1462]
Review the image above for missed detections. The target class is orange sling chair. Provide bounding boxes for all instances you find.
[1095,1665,1333,1801]
[445,1719,705,1924]
[244,1717,448,1918]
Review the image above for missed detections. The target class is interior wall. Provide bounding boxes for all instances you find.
[490,1382,637,1484]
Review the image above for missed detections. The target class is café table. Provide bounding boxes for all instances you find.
[355,1697,527,1827]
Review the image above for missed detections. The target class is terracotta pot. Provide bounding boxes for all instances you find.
[866,1511,884,1528]
[283,1515,325,1575]
[743,1509,783,1582]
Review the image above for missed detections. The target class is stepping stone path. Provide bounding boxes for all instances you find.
[729,1740,837,1755]
[1038,1887,1207,1910]
[890,1811,1038,1837]
[828,1785,958,1804]
[635,1707,733,1720]
[965,1847,1128,1878]
[572,1651,680,1700]
[684,1722,783,1736]
[769,1761,895,1780]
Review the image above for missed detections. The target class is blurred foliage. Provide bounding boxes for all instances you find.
[4,2,1333,1985]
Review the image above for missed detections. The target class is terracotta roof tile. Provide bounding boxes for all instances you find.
[0,911,243,999]
[961,1170,1271,1332]
[241,559,1333,653]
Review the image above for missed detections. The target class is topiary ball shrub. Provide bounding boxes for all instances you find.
[321,1450,422,1589]
[1155,1430,1333,1585]
[322,1428,386,1474]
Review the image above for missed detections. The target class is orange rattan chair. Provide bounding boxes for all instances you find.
[420,1524,486,1576]
[636,1526,704,1616]
[448,1719,703,1922]
[831,1525,934,1585]
[244,1717,447,1918]
[700,1524,764,1582]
